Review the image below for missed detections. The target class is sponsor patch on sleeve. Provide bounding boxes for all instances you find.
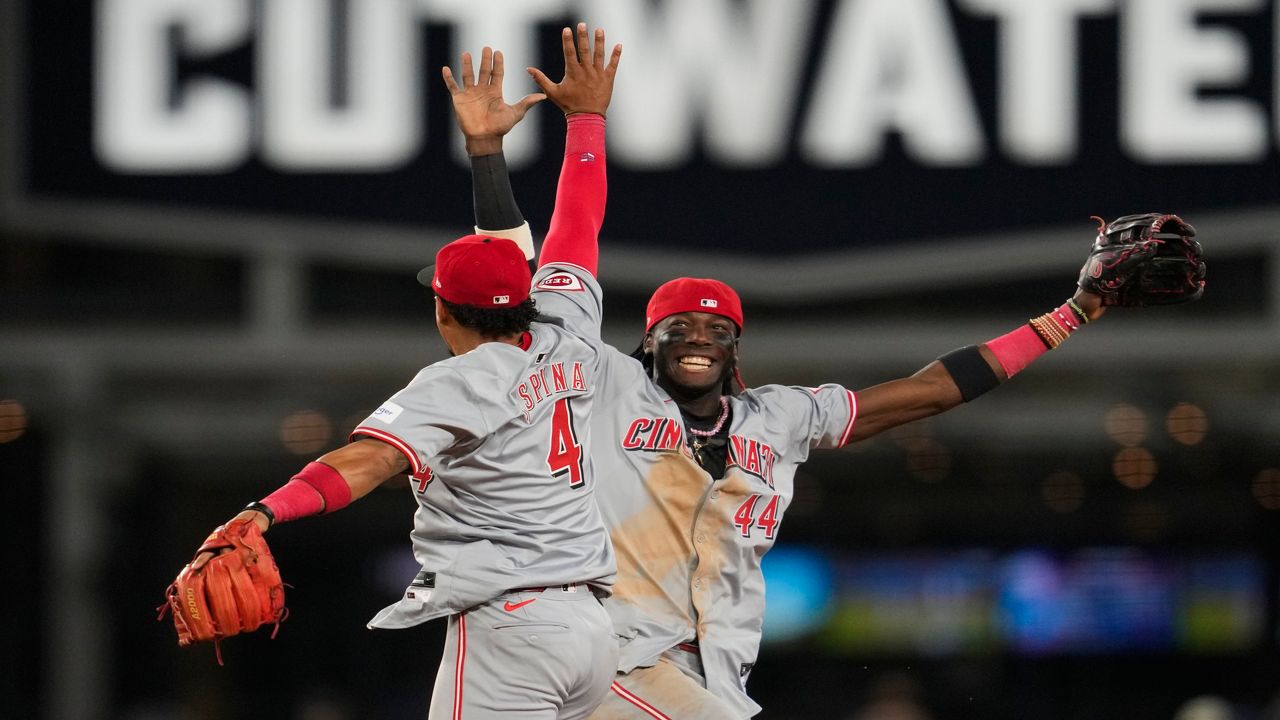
[535,271,586,293]
[370,401,404,423]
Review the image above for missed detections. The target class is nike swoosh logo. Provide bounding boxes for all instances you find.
[503,598,537,612]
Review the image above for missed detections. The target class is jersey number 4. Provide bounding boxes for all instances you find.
[547,397,585,488]
[733,494,780,539]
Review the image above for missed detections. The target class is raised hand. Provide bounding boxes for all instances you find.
[443,47,546,156]
[528,23,622,117]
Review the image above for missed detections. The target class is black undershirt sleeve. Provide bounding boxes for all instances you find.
[470,153,524,231]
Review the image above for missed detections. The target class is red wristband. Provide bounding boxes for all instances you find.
[259,461,352,524]
[296,461,351,514]
[259,479,323,524]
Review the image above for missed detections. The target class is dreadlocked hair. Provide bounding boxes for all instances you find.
[440,297,538,338]
[629,344,747,396]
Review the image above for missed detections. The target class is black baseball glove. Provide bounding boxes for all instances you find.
[1077,213,1205,307]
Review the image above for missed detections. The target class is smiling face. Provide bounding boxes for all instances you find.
[644,311,739,400]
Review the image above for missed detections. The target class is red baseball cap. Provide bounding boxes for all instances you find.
[645,277,743,333]
[417,235,530,308]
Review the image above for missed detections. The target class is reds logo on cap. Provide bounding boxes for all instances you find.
[645,277,744,333]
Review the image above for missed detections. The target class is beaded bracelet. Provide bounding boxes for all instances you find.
[1066,298,1090,325]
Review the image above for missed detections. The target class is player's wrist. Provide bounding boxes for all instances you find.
[464,136,504,156]
[255,462,352,526]
[241,501,275,531]
[564,114,605,157]
[1071,289,1105,321]
[984,298,1089,381]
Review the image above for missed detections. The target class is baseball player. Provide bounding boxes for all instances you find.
[460,24,1204,720]
[169,39,627,716]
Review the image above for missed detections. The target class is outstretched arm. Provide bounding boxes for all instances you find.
[849,211,1205,441]
[847,289,1105,443]
[192,438,407,567]
[528,23,622,276]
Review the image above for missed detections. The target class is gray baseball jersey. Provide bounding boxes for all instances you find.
[354,321,615,626]
[351,320,620,718]
[532,264,856,719]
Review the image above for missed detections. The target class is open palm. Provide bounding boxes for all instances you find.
[443,47,544,154]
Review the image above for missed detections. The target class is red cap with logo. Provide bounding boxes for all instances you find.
[417,235,530,308]
[645,277,743,333]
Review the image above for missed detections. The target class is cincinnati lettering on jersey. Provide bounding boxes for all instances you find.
[728,435,777,488]
[515,361,587,418]
[620,417,686,453]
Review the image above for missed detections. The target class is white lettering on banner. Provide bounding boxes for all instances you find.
[1121,0,1268,162]
[261,0,420,169]
[96,0,252,171]
[583,0,818,168]
[801,0,985,166]
[91,0,1280,173]
[959,0,1115,164]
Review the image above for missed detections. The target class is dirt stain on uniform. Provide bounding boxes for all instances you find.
[610,453,712,624]
[689,471,754,637]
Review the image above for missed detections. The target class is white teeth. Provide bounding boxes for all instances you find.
[678,356,713,369]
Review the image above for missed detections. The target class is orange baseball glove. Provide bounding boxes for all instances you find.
[160,518,286,663]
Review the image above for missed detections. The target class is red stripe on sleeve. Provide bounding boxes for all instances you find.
[839,390,858,447]
[351,426,421,475]
[539,114,606,276]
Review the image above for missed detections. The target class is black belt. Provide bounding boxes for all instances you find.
[509,582,607,599]
[511,583,576,592]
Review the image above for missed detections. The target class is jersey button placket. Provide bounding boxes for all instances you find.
[690,527,713,611]
[690,479,721,615]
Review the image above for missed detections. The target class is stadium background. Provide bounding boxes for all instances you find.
[2,1,1278,718]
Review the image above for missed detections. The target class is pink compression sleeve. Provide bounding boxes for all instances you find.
[538,114,606,276]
